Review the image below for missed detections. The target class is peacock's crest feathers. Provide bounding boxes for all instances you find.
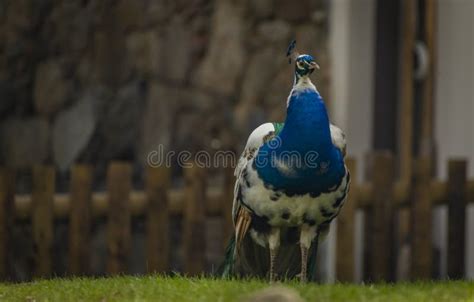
[286,40,298,64]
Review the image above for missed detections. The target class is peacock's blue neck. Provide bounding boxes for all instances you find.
[254,78,345,195]
[279,88,332,153]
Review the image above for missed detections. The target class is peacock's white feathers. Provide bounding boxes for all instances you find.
[232,122,348,247]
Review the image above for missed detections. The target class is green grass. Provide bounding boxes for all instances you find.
[0,276,472,302]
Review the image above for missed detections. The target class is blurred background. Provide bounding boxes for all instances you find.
[0,0,473,282]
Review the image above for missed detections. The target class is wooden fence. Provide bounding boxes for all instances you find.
[0,152,473,281]
[337,153,474,282]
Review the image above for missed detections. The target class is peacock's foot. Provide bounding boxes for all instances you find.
[269,248,278,283]
[268,228,280,283]
[299,272,307,283]
[300,245,309,283]
[269,272,278,283]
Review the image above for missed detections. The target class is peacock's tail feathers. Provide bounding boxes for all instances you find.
[217,235,236,278]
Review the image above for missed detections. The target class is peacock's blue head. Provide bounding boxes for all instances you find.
[294,54,320,77]
[286,40,320,78]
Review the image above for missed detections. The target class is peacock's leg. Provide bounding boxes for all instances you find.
[268,228,280,282]
[300,244,309,282]
[299,224,318,283]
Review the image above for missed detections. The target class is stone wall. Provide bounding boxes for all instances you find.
[0,0,329,280]
[0,0,329,178]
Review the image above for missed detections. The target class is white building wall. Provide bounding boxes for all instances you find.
[434,0,474,279]
[327,0,474,282]
[329,0,375,175]
[325,0,376,283]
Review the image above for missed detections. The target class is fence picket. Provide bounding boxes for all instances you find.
[146,166,170,273]
[447,159,467,279]
[222,165,234,249]
[69,165,93,275]
[183,165,207,275]
[411,157,432,279]
[106,162,132,274]
[369,152,395,281]
[336,158,356,282]
[32,166,55,278]
[0,168,14,280]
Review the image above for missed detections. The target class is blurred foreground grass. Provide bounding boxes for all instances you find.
[0,275,473,301]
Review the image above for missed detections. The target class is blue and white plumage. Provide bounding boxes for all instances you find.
[220,41,350,282]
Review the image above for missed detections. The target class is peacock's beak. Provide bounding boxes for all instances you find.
[309,61,320,70]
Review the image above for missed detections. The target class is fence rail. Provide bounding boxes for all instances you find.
[0,152,473,281]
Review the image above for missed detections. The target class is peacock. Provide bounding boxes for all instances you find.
[219,41,350,282]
